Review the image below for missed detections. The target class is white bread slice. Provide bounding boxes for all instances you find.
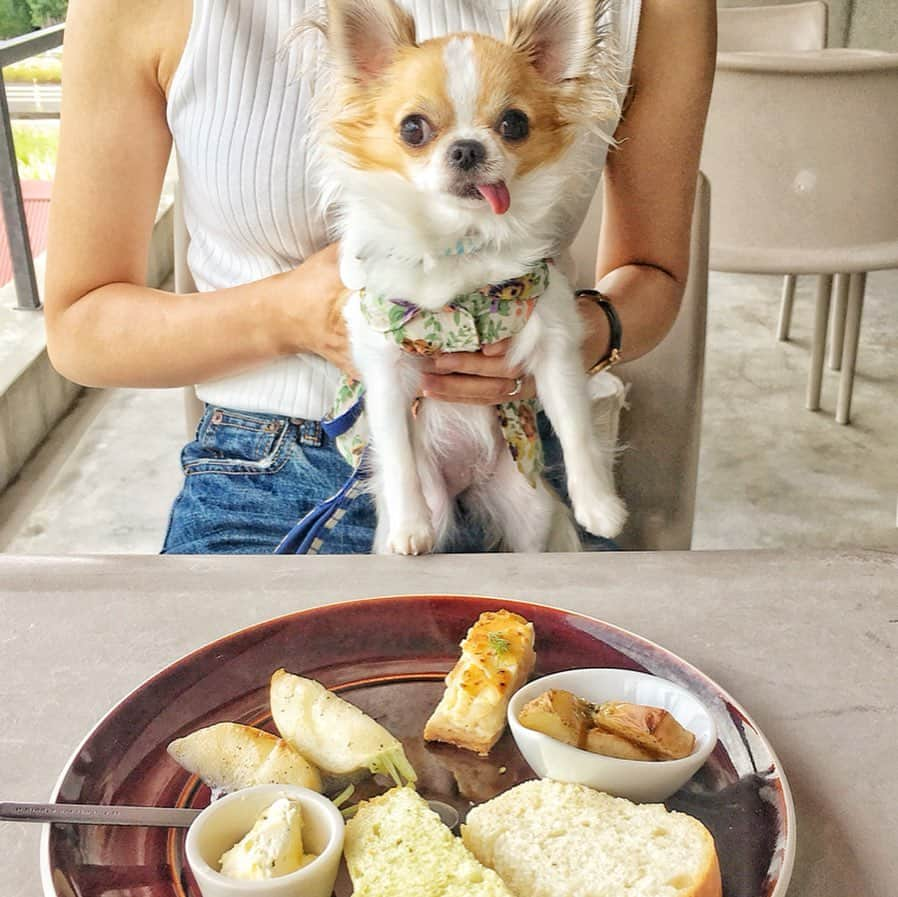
[424,610,535,756]
[344,787,516,897]
[462,780,722,897]
[167,722,322,793]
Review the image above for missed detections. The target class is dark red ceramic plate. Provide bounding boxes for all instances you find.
[41,595,794,897]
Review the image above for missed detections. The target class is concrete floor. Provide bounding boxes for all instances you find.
[694,269,897,551]
[1,270,896,553]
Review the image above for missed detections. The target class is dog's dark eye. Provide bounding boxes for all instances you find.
[399,115,434,147]
[498,109,530,142]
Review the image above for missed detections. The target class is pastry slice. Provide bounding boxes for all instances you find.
[167,721,322,793]
[424,610,535,755]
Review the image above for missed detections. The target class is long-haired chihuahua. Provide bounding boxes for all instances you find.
[314,0,627,554]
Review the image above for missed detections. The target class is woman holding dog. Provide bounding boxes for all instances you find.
[44,0,715,554]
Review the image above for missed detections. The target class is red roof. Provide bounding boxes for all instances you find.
[0,179,52,287]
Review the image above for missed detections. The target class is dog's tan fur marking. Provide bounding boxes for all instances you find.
[331,24,617,178]
[332,40,456,174]
[470,33,574,176]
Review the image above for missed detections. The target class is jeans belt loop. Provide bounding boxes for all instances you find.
[293,418,324,447]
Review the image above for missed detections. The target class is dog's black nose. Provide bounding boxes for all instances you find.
[448,139,486,171]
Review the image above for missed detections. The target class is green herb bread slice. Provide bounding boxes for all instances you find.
[461,780,722,897]
[344,787,516,897]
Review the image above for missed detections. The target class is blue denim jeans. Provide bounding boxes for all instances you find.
[162,404,616,554]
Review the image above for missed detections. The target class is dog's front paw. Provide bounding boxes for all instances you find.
[570,485,628,539]
[385,518,436,556]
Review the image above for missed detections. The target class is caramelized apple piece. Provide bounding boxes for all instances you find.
[584,728,657,761]
[518,689,592,747]
[592,702,696,760]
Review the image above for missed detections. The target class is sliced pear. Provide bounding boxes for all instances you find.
[167,721,322,793]
[270,669,416,787]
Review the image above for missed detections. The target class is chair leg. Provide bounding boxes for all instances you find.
[835,272,866,425]
[829,273,849,370]
[806,274,833,411]
[777,274,797,341]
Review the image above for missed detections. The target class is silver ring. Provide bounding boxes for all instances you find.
[508,376,524,397]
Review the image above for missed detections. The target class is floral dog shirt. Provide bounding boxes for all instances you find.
[332,260,551,487]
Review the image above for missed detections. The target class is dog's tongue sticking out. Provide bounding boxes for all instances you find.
[476,181,510,215]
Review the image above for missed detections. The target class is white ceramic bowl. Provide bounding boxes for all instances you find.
[185,785,345,897]
[507,668,718,803]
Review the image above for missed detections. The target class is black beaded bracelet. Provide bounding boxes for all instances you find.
[576,289,623,374]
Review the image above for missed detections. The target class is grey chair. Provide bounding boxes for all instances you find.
[717,1,828,54]
[175,175,711,550]
[702,50,898,424]
[715,1,828,345]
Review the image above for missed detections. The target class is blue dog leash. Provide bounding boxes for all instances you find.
[274,397,369,555]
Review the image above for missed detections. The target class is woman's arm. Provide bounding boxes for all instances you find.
[585,0,716,365]
[45,0,350,388]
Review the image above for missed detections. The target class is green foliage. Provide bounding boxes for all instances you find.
[11,121,58,180]
[0,0,33,39]
[0,0,66,38]
[24,0,67,28]
[3,53,62,83]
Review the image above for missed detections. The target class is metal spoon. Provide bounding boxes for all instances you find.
[1,799,460,830]
[1,802,200,828]
[425,799,461,829]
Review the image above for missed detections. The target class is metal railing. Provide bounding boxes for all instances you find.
[5,82,62,117]
[0,23,65,311]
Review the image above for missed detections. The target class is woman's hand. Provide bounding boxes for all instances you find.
[417,300,612,405]
[418,339,535,404]
[278,243,358,377]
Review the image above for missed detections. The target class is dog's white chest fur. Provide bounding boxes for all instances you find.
[343,246,625,554]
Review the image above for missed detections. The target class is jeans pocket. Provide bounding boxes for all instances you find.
[182,407,294,476]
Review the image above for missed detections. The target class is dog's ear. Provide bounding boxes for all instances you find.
[326,0,417,82]
[507,0,600,82]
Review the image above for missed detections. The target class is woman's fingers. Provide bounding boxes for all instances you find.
[420,372,536,405]
[480,337,514,357]
[416,343,530,405]
[421,348,524,379]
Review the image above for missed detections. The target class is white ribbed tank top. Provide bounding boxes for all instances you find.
[167,0,642,420]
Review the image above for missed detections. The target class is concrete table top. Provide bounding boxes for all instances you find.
[1,549,895,897]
